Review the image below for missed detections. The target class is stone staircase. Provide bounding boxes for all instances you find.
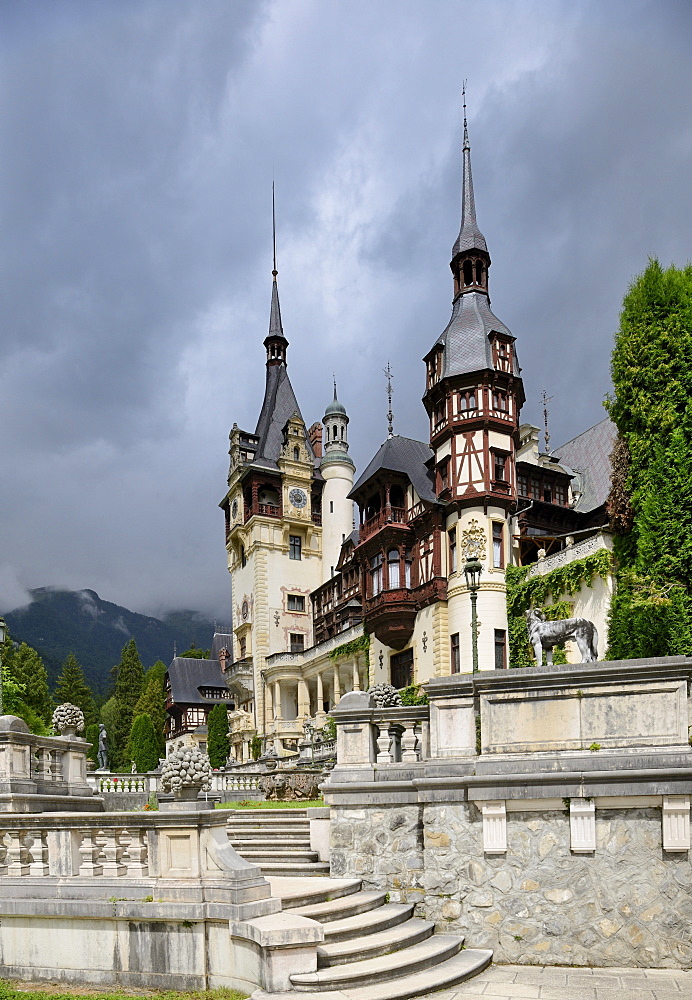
[253,877,492,999]
[226,808,330,876]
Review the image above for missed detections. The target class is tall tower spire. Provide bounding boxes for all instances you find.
[264,183,289,367]
[451,84,490,298]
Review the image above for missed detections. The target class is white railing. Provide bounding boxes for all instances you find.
[97,774,148,793]
[210,772,260,793]
[0,819,149,878]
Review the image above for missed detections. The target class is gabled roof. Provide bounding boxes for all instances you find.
[432,290,520,380]
[166,657,231,706]
[349,435,437,504]
[555,417,616,514]
[252,364,314,471]
[210,632,233,661]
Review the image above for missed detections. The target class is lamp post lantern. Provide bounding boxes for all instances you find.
[0,617,6,716]
[463,558,482,674]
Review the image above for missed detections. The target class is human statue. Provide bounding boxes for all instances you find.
[97,723,109,770]
[526,608,598,665]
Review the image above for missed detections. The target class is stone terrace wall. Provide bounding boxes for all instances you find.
[330,802,692,969]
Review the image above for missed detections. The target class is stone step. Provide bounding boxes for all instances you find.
[271,877,362,909]
[290,934,461,991]
[253,861,331,876]
[225,811,309,820]
[318,918,436,967]
[322,902,415,943]
[250,949,493,1000]
[238,849,321,862]
[229,833,311,843]
[292,890,387,924]
[228,836,310,851]
[227,825,310,836]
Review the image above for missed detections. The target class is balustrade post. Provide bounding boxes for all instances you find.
[7,830,30,876]
[0,831,9,875]
[78,829,104,876]
[376,720,393,764]
[401,721,420,762]
[101,829,127,876]
[26,829,49,876]
[120,828,148,877]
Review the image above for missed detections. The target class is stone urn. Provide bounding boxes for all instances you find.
[52,703,85,739]
[160,745,212,798]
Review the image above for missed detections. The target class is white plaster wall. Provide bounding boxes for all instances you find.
[320,462,355,584]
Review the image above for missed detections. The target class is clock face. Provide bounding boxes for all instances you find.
[289,488,307,509]
[231,499,238,519]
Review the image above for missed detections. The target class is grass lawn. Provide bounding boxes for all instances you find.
[215,799,325,809]
[0,986,248,1000]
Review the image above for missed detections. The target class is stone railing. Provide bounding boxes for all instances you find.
[211,772,261,793]
[90,773,153,794]
[329,692,429,770]
[525,530,613,578]
[0,716,97,812]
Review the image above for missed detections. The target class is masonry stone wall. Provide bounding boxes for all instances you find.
[330,802,692,969]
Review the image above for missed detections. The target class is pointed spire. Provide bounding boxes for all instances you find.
[452,83,488,258]
[264,183,288,366]
[383,361,394,439]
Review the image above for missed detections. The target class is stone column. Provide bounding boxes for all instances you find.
[352,660,361,691]
[298,677,311,718]
[333,666,341,706]
[273,681,282,721]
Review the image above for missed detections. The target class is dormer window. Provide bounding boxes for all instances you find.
[293,446,300,461]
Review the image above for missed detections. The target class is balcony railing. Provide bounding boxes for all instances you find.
[360,507,408,542]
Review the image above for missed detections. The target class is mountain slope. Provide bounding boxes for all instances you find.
[5,588,217,694]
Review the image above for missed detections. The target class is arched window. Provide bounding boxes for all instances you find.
[475,260,483,285]
[463,260,473,286]
[332,425,337,440]
[293,446,300,461]
[405,549,413,588]
[370,553,383,596]
[388,549,400,589]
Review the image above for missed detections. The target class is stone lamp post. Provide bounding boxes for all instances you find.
[0,616,6,715]
[463,557,482,674]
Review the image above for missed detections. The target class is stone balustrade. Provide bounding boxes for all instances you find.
[0,715,98,813]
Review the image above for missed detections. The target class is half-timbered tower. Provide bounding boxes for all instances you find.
[422,105,525,672]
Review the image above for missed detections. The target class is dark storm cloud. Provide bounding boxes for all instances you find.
[0,0,690,619]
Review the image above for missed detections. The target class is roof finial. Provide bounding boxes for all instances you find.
[383,361,394,439]
[272,181,278,279]
[462,79,469,151]
[541,389,553,454]
[333,374,338,399]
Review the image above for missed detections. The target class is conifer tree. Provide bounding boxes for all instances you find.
[107,639,145,769]
[55,653,97,726]
[114,639,145,710]
[134,671,167,756]
[0,631,49,734]
[207,703,230,769]
[606,259,692,656]
[85,723,99,765]
[127,714,161,773]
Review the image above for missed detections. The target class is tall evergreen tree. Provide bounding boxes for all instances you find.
[0,632,48,733]
[606,259,692,656]
[55,653,97,726]
[107,638,145,769]
[127,714,161,773]
[11,643,52,724]
[134,672,167,756]
[207,703,230,769]
[114,638,145,710]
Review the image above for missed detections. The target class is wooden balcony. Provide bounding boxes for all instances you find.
[359,506,407,542]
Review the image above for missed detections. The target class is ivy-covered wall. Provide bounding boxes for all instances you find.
[506,549,613,668]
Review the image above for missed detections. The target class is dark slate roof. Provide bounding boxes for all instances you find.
[452,128,487,257]
[253,363,314,470]
[210,633,233,660]
[166,657,229,705]
[433,290,520,380]
[555,417,617,514]
[267,278,286,340]
[349,435,437,503]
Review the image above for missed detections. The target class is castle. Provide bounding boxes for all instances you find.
[215,109,615,762]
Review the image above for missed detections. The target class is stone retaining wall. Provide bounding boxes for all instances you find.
[330,802,692,968]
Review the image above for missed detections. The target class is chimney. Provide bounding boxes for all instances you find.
[308,422,323,459]
[218,647,229,673]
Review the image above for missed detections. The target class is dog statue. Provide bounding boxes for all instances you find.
[526,607,598,665]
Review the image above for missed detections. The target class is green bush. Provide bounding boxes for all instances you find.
[127,713,161,773]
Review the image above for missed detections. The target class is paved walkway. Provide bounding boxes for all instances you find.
[422,964,692,999]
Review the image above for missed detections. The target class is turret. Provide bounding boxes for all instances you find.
[320,384,355,582]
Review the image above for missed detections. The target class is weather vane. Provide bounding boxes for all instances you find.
[383,361,394,438]
[541,388,553,454]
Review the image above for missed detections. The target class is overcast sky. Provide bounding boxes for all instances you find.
[0,0,690,620]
